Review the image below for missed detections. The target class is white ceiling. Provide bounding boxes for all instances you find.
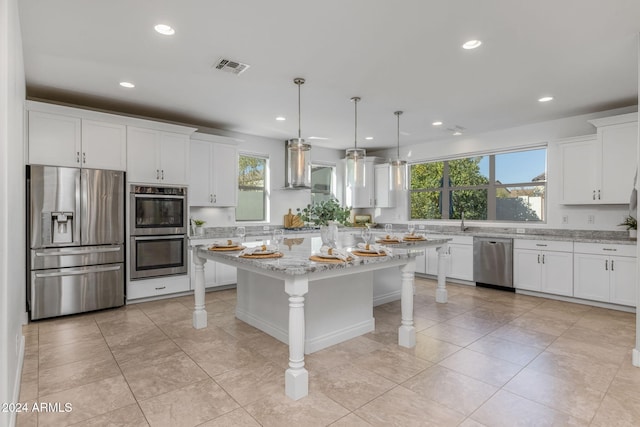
[18,0,640,151]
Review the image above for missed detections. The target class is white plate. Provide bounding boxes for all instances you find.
[354,248,382,254]
[250,250,276,255]
[317,253,342,259]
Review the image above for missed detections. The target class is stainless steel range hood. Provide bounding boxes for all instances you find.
[284,138,311,190]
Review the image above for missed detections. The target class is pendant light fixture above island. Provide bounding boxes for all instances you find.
[285,78,312,189]
[389,110,408,191]
[345,96,366,189]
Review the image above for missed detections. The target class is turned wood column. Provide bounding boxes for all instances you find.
[192,247,208,329]
[284,276,309,400]
[436,243,449,303]
[398,258,416,348]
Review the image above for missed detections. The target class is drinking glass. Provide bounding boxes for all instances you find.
[407,222,416,235]
[384,224,393,236]
[235,226,246,242]
[272,229,284,252]
[361,227,372,245]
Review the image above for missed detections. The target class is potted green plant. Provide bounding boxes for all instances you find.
[192,219,206,235]
[619,215,637,239]
[297,198,351,246]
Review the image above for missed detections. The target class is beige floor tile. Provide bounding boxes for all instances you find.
[464,306,522,323]
[458,418,489,427]
[310,363,396,411]
[111,338,182,370]
[213,360,285,406]
[36,313,97,333]
[507,312,574,336]
[245,389,349,427]
[421,323,487,347]
[39,336,111,369]
[211,288,237,301]
[489,323,557,348]
[402,365,498,416]
[139,379,238,427]
[438,348,523,387]
[237,332,289,366]
[38,322,103,349]
[470,389,585,426]
[412,315,439,331]
[414,302,471,322]
[15,408,38,427]
[215,317,265,340]
[189,342,266,377]
[355,385,466,426]
[526,351,619,392]
[37,375,136,427]
[545,335,629,366]
[443,314,505,335]
[503,367,605,421]
[95,309,154,337]
[103,324,169,353]
[140,300,194,325]
[39,353,121,396]
[398,333,462,363]
[562,323,635,348]
[198,408,261,426]
[169,325,238,355]
[357,347,432,383]
[591,393,640,427]
[330,413,373,426]
[121,352,208,400]
[467,335,544,366]
[69,403,149,426]
[305,336,384,372]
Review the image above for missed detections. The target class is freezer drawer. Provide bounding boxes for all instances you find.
[30,244,124,270]
[30,263,124,320]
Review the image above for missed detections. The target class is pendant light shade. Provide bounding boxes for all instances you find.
[345,96,366,189]
[389,110,407,191]
[286,78,311,189]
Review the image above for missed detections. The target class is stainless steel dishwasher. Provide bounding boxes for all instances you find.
[473,237,513,289]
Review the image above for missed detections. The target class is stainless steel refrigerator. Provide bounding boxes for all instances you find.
[27,165,125,320]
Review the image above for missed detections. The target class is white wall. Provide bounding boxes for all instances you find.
[190,128,345,228]
[371,106,638,230]
[0,0,26,425]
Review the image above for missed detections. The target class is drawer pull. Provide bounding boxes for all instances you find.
[155,286,166,290]
[603,248,617,251]
[535,244,547,247]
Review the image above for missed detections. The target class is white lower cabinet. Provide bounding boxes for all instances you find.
[514,240,573,296]
[416,235,473,281]
[574,242,636,306]
[189,239,238,290]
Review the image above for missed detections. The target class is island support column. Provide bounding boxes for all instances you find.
[436,244,449,303]
[192,249,208,329]
[284,276,309,400]
[398,259,416,348]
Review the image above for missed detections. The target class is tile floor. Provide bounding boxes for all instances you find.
[16,278,640,426]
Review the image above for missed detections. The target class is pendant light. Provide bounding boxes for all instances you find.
[389,110,408,191]
[285,78,311,189]
[345,96,366,189]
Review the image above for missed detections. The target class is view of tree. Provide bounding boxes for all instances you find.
[238,156,265,188]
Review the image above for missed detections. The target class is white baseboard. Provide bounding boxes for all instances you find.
[633,348,640,367]
[236,308,375,354]
[9,335,25,427]
[516,289,636,313]
[373,290,401,307]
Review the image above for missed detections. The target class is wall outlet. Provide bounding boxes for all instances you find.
[516,228,525,234]
[587,215,595,224]
[562,215,569,224]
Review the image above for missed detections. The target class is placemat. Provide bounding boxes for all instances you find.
[239,252,283,259]
[376,239,401,244]
[309,255,352,263]
[208,245,246,251]
[351,250,387,257]
[403,237,426,241]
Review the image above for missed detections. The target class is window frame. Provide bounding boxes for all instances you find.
[236,152,270,223]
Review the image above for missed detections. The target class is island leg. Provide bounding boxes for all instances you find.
[398,259,416,348]
[284,276,309,400]
[192,248,208,329]
[436,244,449,303]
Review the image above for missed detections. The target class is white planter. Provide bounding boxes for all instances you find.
[195,226,205,236]
[629,229,637,240]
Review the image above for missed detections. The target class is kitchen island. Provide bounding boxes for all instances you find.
[192,234,450,400]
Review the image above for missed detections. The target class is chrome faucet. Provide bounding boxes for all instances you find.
[461,211,467,231]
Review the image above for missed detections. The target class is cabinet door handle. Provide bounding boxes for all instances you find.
[82,152,86,163]
[537,254,540,264]
[593,190,596,200]
[76,151,80,163]
[605,259,608,270]
[156,169,160,180]
[542,254,545,264]
[535,243,547,247]
[603,248,617,252]
[213,194,216,203]
[209,194,213,203]
[598,189,601,200]
[161,170,164,180]
[611,260,614,271]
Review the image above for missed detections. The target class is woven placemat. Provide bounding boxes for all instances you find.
[239,252,283,259]
[403,237,426,241]
[351,251,387,257]
[376,239,401,244]
[208,245,246,251]
[309,255,352,263]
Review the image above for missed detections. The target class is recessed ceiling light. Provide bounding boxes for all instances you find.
[275,116,286,121]
[462,40,482,50]
[365,137,373,140]
[154,24,175,35]
[453,131,462,136]
[538,96,554,102]
[432,121,443,126]
[119,81,135,88]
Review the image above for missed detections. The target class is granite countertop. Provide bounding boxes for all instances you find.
[194,234,450,276]
[190,225,636,245]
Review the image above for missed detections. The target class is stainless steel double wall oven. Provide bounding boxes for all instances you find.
[129,185,188,279]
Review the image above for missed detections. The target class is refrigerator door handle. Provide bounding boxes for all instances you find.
[34,247,122,257]
[34,265,121,278]
[133,235,185,241]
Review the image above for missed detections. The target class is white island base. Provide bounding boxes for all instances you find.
[236,269,375,354]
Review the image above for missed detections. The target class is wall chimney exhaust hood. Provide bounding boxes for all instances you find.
[284,77,311,190]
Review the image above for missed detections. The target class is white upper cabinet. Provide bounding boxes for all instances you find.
[127,127,190,185]
[559,113,638,204]
[374,164,394,208]
[189,133,238,207]
[28,111,126,170]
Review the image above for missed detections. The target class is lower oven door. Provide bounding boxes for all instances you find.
[130,235,188,280]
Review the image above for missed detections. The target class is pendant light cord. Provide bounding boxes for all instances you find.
[351,97,361,151]
[294,78,305,140]
[395,110,403,159]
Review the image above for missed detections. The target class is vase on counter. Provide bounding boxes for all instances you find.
[630,229,637,240]
[195,226,205,236]
[320,223,338,247]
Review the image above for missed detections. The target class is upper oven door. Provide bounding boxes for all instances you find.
[130,192,186,235]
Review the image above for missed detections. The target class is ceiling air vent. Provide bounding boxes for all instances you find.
[214,58,250,75]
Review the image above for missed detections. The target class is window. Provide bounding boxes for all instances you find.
[236,154,268,221]
[410,147,546,222]
[310,164,336,205]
